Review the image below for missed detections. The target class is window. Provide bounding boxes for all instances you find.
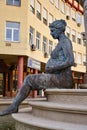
[30,0,35,14]
[73,51,76,61]
[36,32,40,49]
[43,8,48,25]
[83,40,86,46]
[72,30,76,42]
[60,1,65,13]
[66,26,70,38]
[50,0,54,4]
[83,54,86,65]
[82,15,84,25]
[7,0,20,6]
[43,36,47,52]
[49,13,53,24]
[72,9,76,21]
[77,33,81,44]
[6,22,20,42]
[49,40,53,55]
[77,53,82,65]
[66,5,70,19]
[55,0,59,9]
[77,13,81,25]
[36,1,41,20]
[29,26,34,45]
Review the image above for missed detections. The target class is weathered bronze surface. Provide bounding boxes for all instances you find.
[0,19,74,116]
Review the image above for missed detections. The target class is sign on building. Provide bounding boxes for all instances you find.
[27,58,41,70]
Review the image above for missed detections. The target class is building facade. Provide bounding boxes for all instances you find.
[0,0,85,97]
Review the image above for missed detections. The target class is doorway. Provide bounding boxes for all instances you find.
[0,73,3,97]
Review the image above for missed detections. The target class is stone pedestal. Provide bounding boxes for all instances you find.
[12,89,87,130]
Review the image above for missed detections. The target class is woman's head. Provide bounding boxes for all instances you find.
[49,19,67,39]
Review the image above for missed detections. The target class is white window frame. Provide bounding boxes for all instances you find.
[77,33,81,44]
[61,1,65,13]
[29,26,34,45]
[72,9,76,21]
[36,1,41,20]
[55,0,59,9]
[49,13,53,24]
[30,0,35,13]
[66,5,70,17]
[72,30,76,42]
[66,26,70,38]
[73,51,76,61]
[50,0,54,4]
[43,8,47,19]
[36,32,40,50]
[49,40,53,55]
[83,55,86,63]
[77,53,82,65]
[43,36,47,52]
[77,13,82,24]
[6,21,20,42]
[7,0,20,6]
[43,8,48,25]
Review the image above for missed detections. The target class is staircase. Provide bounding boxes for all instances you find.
[12,89,87,130]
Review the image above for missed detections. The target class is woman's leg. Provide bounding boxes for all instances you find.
[0,74,46,116]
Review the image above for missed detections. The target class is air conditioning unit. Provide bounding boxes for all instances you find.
[77,23,81,27]
[30,44,36,51]
[83,62,87,66]
[66,15,70,20]
[81,32,86,41]
[44,52,48,58]
[74,62,77,67]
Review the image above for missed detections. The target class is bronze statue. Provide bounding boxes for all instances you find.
[0,19,74,116]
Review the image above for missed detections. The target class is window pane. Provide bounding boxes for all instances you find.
[61,1,65,13]
[49,40,53,55]
[14,0,20,6]
[77,14,81,24]
[66,5,70,16]
[7,0,20,6]
[77,53,82,64]
[7,0,13,5]
[36,32,40,49]
[50,0,54,3]
[43,36,47,52]
[13,30,19,41]
[72,9,76,21]
[43,8,47,19]
[6,29,12,41]
[29,27,34,45]
[49,14,53,24]
[30,0,34,7]
[6,22,20,28]
[55,0,59,8]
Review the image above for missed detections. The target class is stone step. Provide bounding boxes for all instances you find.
[45,89,87,105]
[29,101,87,125]
[12,108,87,130]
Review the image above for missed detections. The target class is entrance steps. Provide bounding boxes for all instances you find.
[12,89,87,130]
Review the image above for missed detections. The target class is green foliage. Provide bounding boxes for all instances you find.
[0,122,15,130]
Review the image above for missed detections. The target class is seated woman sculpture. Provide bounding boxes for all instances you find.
[0,19,74,116]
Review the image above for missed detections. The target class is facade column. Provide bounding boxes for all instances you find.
[9,71,13,97]
[32,69,38,98]
[17,56,24,90]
